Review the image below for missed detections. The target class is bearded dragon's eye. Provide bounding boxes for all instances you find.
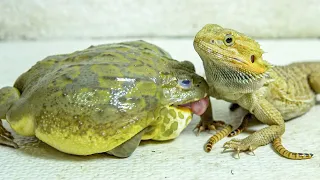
[210,39,215,44]
[178,79,193,89]
[224,34,234,46]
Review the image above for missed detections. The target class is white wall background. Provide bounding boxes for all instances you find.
[1,0,320,40]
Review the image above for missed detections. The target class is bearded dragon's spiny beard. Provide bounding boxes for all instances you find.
[203,58,271,94]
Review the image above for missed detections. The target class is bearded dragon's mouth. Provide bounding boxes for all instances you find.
[177,97,209,116]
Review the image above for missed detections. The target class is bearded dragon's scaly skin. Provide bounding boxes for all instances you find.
[228,113,250,137]
[205,124,232,152]
[194,24,319,160]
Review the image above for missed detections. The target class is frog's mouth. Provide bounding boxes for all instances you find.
[178,97,209,116]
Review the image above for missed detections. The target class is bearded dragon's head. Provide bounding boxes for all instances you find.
[193,24,271,76]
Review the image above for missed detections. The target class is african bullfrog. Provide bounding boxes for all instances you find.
[0,40,209,157]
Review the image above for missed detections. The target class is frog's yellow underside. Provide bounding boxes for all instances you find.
[24,106,191,155]
[6,89,193,156]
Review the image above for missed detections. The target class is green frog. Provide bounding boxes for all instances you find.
[0,40,209,157]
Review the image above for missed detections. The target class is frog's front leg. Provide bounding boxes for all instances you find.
[0,87,20,148]
[223,98,285,157]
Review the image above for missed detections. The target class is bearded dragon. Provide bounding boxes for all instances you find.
[193,24,319,160]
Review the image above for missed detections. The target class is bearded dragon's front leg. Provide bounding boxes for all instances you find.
[223,99,285,156]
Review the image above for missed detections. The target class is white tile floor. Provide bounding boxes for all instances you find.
[0,39,319,180]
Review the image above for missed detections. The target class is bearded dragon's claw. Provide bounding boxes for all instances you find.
[222,138,256,159]
[193,125,207,136]
[194,120,225,135]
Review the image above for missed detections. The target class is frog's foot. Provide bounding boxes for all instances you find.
[193,119,225,136]
[0,122,18,148]
[0,134,18,148]
[222,138,256,159]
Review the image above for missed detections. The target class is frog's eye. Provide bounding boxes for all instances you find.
[178,79,193,89]
[224,34,234,46]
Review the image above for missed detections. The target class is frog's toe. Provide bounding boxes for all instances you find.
[0,121,18,148]
[0,133,18,148]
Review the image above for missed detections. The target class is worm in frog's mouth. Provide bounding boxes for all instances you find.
[177,97,209,116]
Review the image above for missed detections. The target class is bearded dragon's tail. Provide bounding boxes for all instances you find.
[205,125,232,152]
[273,137,313,160]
